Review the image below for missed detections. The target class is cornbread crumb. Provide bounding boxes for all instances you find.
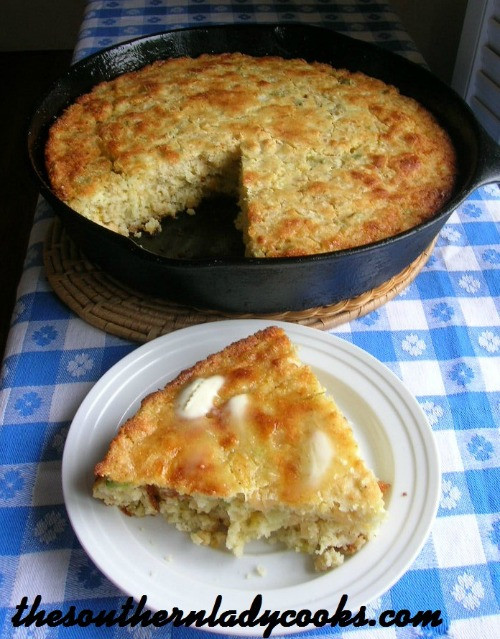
[245,565,268,579]
[46,53,456,257]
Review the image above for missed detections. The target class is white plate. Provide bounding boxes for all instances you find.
[62,319,440,634]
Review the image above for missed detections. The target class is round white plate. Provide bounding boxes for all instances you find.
[62,319,440,634]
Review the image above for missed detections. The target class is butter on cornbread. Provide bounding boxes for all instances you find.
[93,326,387,571]
[45,53,456,257]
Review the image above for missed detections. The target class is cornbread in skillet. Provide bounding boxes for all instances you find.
[46,53,456,256]
[93,326,387,571]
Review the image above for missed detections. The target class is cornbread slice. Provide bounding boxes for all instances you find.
[93,326,387,571]
[46,53,456,255]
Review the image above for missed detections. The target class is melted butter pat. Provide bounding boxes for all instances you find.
[176,375,225,419]
[226,393,249,423]
[308,430,334,486]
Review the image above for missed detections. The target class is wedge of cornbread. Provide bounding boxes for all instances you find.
[93,326,387,570]
[46,53,456,256]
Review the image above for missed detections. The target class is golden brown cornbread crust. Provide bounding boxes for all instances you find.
[94,326,381,505]
[93,327,386,569]
[46,53,456,257]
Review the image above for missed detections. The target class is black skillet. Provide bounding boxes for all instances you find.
[28,24,500,314]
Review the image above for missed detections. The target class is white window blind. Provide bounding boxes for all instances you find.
[452,0,500,143]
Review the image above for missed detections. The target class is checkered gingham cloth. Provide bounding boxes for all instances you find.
[1,2,499,638]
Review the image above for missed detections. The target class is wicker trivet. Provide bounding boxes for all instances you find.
[44,219,436,342]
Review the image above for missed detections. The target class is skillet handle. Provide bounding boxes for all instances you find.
[476,123,500,187]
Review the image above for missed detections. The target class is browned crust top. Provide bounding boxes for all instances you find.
[94,326,384,512]
[46,53,456,255]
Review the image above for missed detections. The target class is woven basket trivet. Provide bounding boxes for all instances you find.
[44,219,436,342]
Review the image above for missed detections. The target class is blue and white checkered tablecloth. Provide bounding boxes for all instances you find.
[1,2,499,638]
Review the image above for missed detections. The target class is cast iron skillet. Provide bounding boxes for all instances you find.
[28,24,500,314]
